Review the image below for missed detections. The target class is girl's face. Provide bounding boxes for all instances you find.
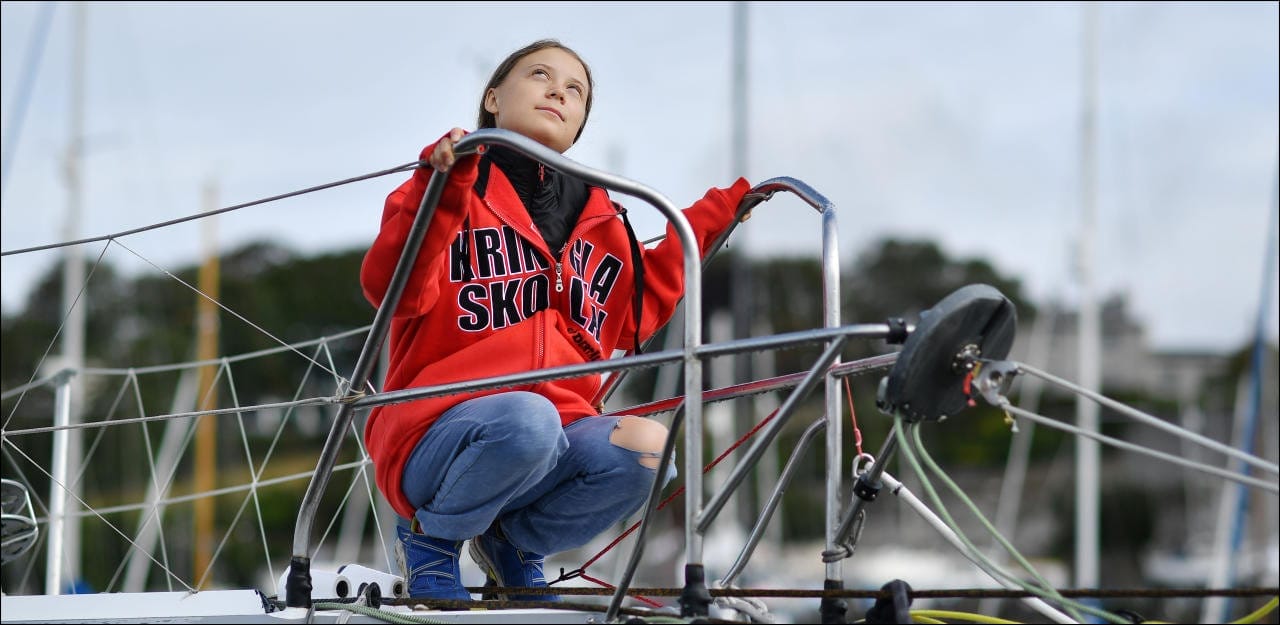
[483,47,589,153]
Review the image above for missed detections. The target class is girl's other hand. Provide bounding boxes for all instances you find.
[428,127,469,173]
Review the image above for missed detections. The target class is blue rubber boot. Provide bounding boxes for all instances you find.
[394,524,470,601]
[468,525,560,602]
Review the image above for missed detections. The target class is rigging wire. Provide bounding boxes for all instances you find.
[998,401,1277,494]
[79,325,370,376]
[1,241,110,432]
[222,363,277,588]
[1,436,196,593]
[109,238,350,385]
[29,459,370,522]
[0,147,1269,617]
[0,1,56,201]
[1015,361,1279,476]
[0,160,423,257]
[876,469,1076,624]
[2,395,334,437]
[2,333,381,595]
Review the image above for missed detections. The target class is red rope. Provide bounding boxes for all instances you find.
[578,572,665,608]
[843,378,864,457]
[565,406,783,600]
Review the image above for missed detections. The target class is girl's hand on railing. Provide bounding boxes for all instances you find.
[428,127,469,172]
[738,190,775,222]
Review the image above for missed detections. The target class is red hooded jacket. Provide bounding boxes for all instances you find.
[361,135,751,518]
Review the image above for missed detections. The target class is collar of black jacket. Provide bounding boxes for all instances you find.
[483,144,589,255]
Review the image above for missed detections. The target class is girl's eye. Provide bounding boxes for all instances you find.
[533,69,549,78]
[567,84,583,95]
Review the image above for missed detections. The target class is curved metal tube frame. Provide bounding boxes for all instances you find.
[286,129,703,607]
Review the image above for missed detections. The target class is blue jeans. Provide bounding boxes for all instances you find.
[401,391,675,556]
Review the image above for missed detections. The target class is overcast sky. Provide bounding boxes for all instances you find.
[2,1,1277,353]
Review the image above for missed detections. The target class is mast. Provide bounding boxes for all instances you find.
[49,1,88,593]
[729,0,756,541]
[1074,0,1101,593]
[193,179,220,586]
[1201,157,1279,622]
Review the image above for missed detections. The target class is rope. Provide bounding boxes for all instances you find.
[910,610,1018,624]
[894,420,1089,624]
[1234,597,1279,624]
[312,602,446,624]
[1,241,110,432]
[81,325,371,375]
[998,400,1278,494]
[844,376,864,457]
[549,406,784,604]
[1,436,195,592]
[1014,361,1280,476]
[376,592,1280,625]
[1,395,335,437]
[30,459,370,521]
[109,238,349,384]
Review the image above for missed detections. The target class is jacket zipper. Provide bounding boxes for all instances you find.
[554,209,612,292]
[480,193,614,299]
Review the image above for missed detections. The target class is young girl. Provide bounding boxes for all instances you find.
[360,39,751,601]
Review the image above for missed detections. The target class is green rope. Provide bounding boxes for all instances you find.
[892,418,1105,623]
[312,602,447,624]
[904,422,1086,620]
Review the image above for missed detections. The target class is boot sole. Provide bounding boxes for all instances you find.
[467,537,559,602]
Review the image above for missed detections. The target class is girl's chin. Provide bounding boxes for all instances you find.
[502,125,572,154]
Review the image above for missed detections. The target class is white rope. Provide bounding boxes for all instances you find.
[350,417,395,574]
[998,400,1278,494]
[103,371,174,593]
[313,454,370,561]
[0,224,386,594]
[2,436,196,592]
[878,470,1078,624]
[36,460,373,521]
[80,326,371,376]
[1,395,335,436]
[1,241,110,431]
[65,371,136,492]
[222,362,278,587]
[194,482,257,589]
[109,238,349,384]
[1014,361,1280,476]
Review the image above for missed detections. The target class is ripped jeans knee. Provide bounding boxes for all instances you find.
[609,415,678,482]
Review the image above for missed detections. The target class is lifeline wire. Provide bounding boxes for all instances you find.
[1,160,423,257]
